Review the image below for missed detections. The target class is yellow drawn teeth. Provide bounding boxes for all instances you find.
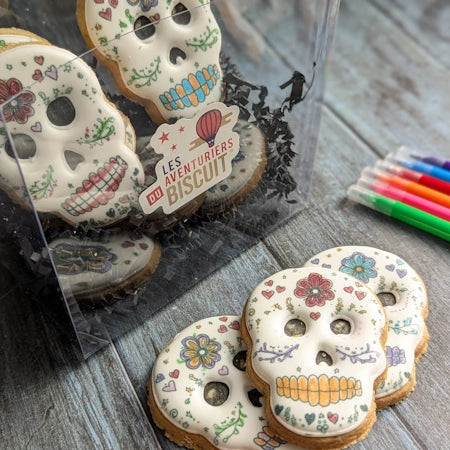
[276,374,362,407]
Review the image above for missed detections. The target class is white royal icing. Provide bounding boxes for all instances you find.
[48,230,158,298]
[303,246,428,403]
[0,43,145,227]
[202,120,266,212]
[151,315,300,449]
[243,267,387,439]
[78,0,223,123]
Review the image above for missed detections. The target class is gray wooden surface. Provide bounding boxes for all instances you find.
[1,0,450,449]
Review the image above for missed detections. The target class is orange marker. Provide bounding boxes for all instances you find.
[362,167,450,208]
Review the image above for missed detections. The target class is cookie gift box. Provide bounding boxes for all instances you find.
[0,0,340,358]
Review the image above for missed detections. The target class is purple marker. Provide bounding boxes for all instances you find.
[411,155,450,172]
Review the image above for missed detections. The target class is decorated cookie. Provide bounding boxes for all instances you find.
[241,267,388,449]
[48,230,161,300]
[303,246,429,409]
[0,42,145,226]
[200,120,266,215]
[148,315,302,450]
[77,0,223,124]
[0,27,48,46]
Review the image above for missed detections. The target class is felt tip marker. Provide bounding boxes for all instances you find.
[347,185,450,241]
[386,153,450,183]
[376,160,450,195]
[397,146,450,171]
[357,175,450,221]
[363,166,450,208]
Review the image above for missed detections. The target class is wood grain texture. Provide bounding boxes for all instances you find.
[1,0,449,449]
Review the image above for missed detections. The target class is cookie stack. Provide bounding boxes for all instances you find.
[148,246,429,449]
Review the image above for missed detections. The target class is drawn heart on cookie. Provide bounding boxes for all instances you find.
[355,282,363,287]
[218,325,227,333]
[344,286,354,293]
[119,195,129,203]
[322,264,332,269]
[162,380,176,392]
[169,369,179,379]
[262,290,274,299]
[94,0,105,3]
[327,412,339,424]
[44,65,58,80]
[31,122,42,133]
[264,280,273,286]
[109,0,118,7]
[396,259,404,265]
[34,56,44,65]
[396,269,407,278]
[99,8,112,21]
[310,312,321,320]
[229,320,240,330]
[274,405,284,415]
[139,243,149,250]
[218,365,229,376]
[155,373,164,383]
[219,316,227,322]
[310,258,319,265]
[385,264,395,272]
[355,291,366,300]
[32,69,43,81]
[121,241,135,248]
[276,286,285,293]
[305,413,316,425]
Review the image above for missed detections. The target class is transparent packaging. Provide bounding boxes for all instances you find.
[0,0,339,358]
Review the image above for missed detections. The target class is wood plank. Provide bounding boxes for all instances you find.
[372,0,450,70]
[0,261,162,450]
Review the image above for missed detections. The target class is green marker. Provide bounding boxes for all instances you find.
[348,185,450,241]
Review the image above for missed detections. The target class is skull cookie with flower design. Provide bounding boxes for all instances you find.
[304,246,429,409]
[241,267,388,449]
[148,316,301,449]
[77,0,223,124]
[0,42,144,227]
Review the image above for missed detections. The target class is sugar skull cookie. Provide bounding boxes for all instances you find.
[148,315,302,449]
[304,246,429,409]
[0,27,47,46]
[48,230,161,300]
[242,267,388,449]
[77,0,223,124]
[0,42,145,227]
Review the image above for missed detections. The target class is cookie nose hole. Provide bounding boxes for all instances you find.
[5,133,36,159]
[134,16,156,40]
[172,3,191,25]
[64,150,85,171]
[169,47,187,65]
[247,388,263,407]
[284,319,306,337]
[232,350,247,372]
[47,97,75,126]
[204,382,229,406]
[378,292,397,307]
[316,351,333,366]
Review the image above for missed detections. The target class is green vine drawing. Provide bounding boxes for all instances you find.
[186,26,219,51]
[128,57,162,88]
[213,402,247,444]
[78,117,116,146]
[29,165,56,200]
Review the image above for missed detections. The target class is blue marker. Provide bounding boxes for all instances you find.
[386,153,450,183]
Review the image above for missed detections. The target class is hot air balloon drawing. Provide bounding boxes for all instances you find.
[196,109,222,147]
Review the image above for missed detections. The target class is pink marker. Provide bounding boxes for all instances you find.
[357,174,450,221]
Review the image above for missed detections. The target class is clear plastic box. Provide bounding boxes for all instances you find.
[0,0,340,358]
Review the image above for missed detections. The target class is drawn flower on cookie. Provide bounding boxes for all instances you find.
[339,252,377,283]
[180,334,221,370]
[0,78,35,124]
[294,272,335,307]
[127,0,158,12]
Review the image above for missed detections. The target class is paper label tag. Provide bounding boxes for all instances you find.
[139,103,240,215]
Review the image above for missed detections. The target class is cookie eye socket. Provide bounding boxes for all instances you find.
[247,388,263,407]
[64,150,85,171]
[134,16,156,40]
[5,133,36,159]
[47,97,75,126]
[204,382,229,406]
[378,292,397,307]
[330,319,351,335]
[232,350,247,372]
[284,319,306,337]
[172,3,191,25]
